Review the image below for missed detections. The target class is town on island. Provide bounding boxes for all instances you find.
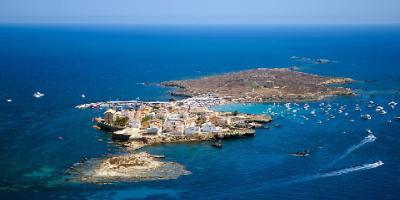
[69,68,354,183]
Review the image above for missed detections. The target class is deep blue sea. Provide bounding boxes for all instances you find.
[0,25,399,199]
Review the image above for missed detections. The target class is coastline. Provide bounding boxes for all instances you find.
[71,68,354,183]
[161,68,354,103]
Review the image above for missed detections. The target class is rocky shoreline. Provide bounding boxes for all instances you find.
[68,152,191,183]
[161,68,354,102]
[72,99,271,183]
[71,67,353,183]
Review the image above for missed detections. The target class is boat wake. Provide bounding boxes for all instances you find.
[325,134,376,168]
[271,161,384,187]
[318,161,383,178]
[215,161,384,198]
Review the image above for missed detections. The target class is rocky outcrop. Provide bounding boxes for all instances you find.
[72,152,191,183]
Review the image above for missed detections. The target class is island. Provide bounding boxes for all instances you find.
[72,68,354,183]
[69,152,191,183]
[161,68,354,102]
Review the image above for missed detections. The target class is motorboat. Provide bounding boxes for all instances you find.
[33,91,45,98]
[212,141,223,148]
[378,110,387,115]
[360,114,372,120]
[388,101,397,107]
[365,134,376,141]
[375,106,384,111]
[365,129,373,134]
[375,161,384,167]
[291,149,310,157]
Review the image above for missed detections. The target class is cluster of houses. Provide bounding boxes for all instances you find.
[101,97,246,137]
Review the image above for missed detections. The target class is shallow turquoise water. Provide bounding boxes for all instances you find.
[0,25,399,199]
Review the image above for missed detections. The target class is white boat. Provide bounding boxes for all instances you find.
[365,134,376,141]
[6,99,12,103]
[388,101,397,107]
[378,110,387,115]
[33,92,45,98]
[375,160,384,167]
[360,114,372,120]
[365,129,373,134]
[81,94,86,98]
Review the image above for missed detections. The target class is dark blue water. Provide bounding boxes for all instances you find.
[0,25,399,199]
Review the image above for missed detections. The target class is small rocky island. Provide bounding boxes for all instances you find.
[70,152,191,183]
[73,68,354,183]
[161,68,354,102]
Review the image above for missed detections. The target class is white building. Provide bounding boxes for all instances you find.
[146,112,156,119]
[163,119,185,135]
[129,119,141,129]
[184,126,200,135]
[147,125,161,135]
[201,122,221,133]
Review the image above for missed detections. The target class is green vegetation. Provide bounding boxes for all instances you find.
[115,116,129,127]
[141,115,152,128]
[141,116,151,123]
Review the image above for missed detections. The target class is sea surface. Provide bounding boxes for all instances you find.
[0,25,399,199]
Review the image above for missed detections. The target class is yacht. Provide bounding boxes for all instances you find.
[365,134,376,141]
[33,91,45,98]
[365,129,373,134]
[360,114,372,120]
[388,101,397,107]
